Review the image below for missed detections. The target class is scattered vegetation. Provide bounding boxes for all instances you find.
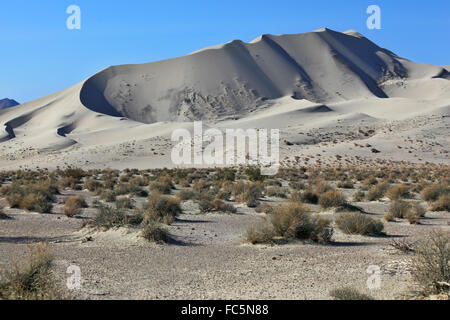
[0,243,63,300]
[329,287,374,300]
[336,213,384,236]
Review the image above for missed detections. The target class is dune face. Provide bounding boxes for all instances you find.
[0,99,19,110]
[79,28,446,124]
[0,28,449,169]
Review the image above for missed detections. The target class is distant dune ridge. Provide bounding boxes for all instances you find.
[0,99,19,110]
[0,28,449,169]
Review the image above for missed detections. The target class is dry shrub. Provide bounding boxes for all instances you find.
[84,179,103,192]
[0,205,9,220]
[149,176,174,194]
[265,186,288,198]
[353,190,365,202]
[336,213,384,236]
[299,191,319,204]
[366,182,389,201]
[0,243,63,300]
[245,222,276,245]
[141,222,169,244]
[4,182,57,213]
[91,205,129,230]
[413,230,450,295]
[211,199,237,213]
[422,184,447,202]
[100,190,116,202]
[63,196,87,218]
[271,203,333,243]
[233,182,264,208]
[144,193,181,225]
[318,190,347,209]
[176,189,196,201]
[329,287,374,300]
[429,194,450,212]
[386,200,425,224]
[58,176,79,190]
[386,184,410,200]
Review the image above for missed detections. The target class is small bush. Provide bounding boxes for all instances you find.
[233,182,264,208]
[386,184,410,200]
[58,176,79,190]
[149,176,174,194]
[100,190,116,202]
[84,179,103,192]
[265,186,288,198]
[329,287,374,300]
[337,180,354,189]
[299,191,319,204]
[429,194,450,212]
[176,189,196,201]
[141,222,169,244]
[245,223,276,245]
[318,190,347,209]
[271,203,333,243]
[64,196,87,218]
[353,190,365,202]
[366,182,389,201]
[91,205,129,230]
[336,213,384,236]
[115,197,134,210]
[0,243,63,300]
[422,184,447,202]
[413,230,450,295]
[386,201,425,224]
[144,194,181,225]
[211,199,237,213]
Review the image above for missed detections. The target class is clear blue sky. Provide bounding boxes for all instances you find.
[1,0,449,103]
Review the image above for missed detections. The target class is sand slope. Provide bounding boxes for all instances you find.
[0,28,448,169]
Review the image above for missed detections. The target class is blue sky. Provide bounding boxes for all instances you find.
[1,0,449,103]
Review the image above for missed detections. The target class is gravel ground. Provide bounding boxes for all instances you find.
[0,191,448,300]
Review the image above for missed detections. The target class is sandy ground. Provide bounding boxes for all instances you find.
[1,188,448,300]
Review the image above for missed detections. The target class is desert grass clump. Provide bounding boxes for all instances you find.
[63,196,87,218]
[412,230,450,296]
[0,243,63,300]
[115,197,134,209]
[90,205,129,230]
[336,213,384,236]
[58,176,79,190]
[233,181,264,208]
[84,179,103,193]
[386,184,410,200]
[245,222,276,245]
[149,176,174,194]
[329,287,374,300]
[337,180,354,189]
[299,190,319,204]
[144,193,181,225]
[141,222,169,244]
[100,190,116,202]
[353,190,365,202]
[318,190,347,209]
[429,194,450,212]
[176,189,196,201]
[211,199,237,213]
[366,182,389,201]
[4,181,57,213]
[265,186,288,198]
[422,184,448,202]
[385,200,425,224]
[270,203,333,243]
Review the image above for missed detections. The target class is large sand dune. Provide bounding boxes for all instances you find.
[0,28,448,169]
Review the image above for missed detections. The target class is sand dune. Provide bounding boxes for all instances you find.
[0,28,448,169]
